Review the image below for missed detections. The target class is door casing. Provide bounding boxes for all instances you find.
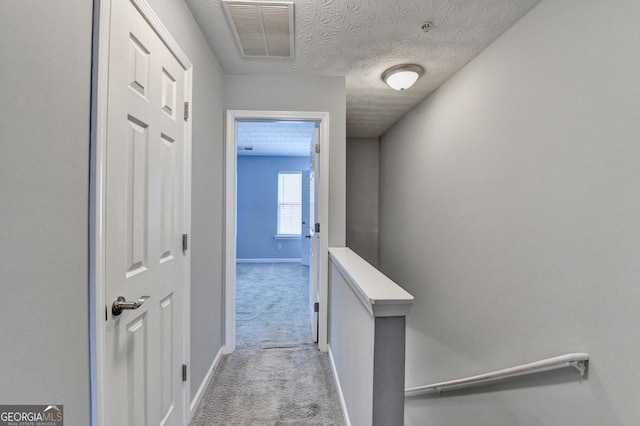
[90,0,193,424]
[224,110,330,353]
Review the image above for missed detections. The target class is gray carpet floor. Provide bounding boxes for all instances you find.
[190,263,344,425]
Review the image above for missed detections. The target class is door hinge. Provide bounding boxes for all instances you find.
[182,364,188,382]
[314,223,320,233]
[184,101,190,121]
[182,233,188,252]
[314,302,319,313]
[315,144,320,154]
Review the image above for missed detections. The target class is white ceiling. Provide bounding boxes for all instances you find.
[237,121,316,156]
[186,0,541,138]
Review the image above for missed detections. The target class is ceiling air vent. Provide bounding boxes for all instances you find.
[222,0,294,58]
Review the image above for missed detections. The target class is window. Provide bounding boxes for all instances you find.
[277,171,302,236]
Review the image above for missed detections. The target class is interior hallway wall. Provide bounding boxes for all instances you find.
[224,74,347,248]
[237,156,310,260]
[146,0,226,403]
[0,1,226,423]
[346,138,379,266]
[378,0,640,424]
[0,1,93,424]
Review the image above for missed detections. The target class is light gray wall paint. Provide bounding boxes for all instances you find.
[328,255,408,426]
[328,262,375,426]
[224,74,347,248]
[146,0,226,400]
[378,0,640,424]
[372,317,405,426]
[0,1,225,423]
[346,138,379,266]
[0,1,93,424]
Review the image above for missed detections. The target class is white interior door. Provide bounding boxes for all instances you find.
[300,170,311,266]
[103,0,189,424]
[309,126,320,343]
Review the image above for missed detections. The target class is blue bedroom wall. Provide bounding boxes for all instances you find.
[237,156,310,260]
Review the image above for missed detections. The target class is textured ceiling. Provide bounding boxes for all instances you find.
[237,121,316,156]
[186,0,541,138]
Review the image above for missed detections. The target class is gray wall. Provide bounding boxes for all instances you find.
[224,74,347,248]
[0,0,225,422]
[346,138,379,266]
[378,0,640,424]
[328,261,375,426]
[142,0,227,403]
[0,1,93,424]
[237,156,310,260]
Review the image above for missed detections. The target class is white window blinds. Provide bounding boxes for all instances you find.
[277,171,302,236]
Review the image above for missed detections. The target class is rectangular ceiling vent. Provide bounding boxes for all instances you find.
[222,0,294,58]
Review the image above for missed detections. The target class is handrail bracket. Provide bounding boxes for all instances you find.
[569,360,587,377]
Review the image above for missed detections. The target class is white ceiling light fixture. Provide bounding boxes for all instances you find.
[382,64,424,91]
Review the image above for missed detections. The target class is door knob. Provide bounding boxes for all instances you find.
[112,295,150,316]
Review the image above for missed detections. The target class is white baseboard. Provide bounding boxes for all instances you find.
[189,346,225,417]
[236,258,302,263]
[328,344,351,426]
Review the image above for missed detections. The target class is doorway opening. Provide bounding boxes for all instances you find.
[224,110,330,354]
[236,120,316,348]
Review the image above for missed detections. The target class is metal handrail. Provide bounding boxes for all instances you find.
[405,353,589,397]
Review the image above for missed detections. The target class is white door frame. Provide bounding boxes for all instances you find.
[224,110,330,353]
[90,0,193,424]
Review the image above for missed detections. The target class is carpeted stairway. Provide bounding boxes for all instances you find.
[190,263,344,425]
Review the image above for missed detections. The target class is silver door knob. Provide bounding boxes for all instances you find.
[112,295,150,316]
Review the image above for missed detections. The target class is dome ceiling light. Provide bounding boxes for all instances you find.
[381,64,424,91]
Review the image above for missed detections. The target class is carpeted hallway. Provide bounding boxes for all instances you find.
[190,263,344,425]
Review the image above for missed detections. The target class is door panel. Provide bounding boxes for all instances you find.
[104,1,187,425]
[160,133,176,262]
[309,126,320,343]
[301,171,311,266]
[159,294,175,423]
[126,116,150,276]
[126,313,148,425]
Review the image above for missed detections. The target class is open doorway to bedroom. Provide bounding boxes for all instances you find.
[225,110,330,354]
[224,110,331,355]
[235,120,317,349]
